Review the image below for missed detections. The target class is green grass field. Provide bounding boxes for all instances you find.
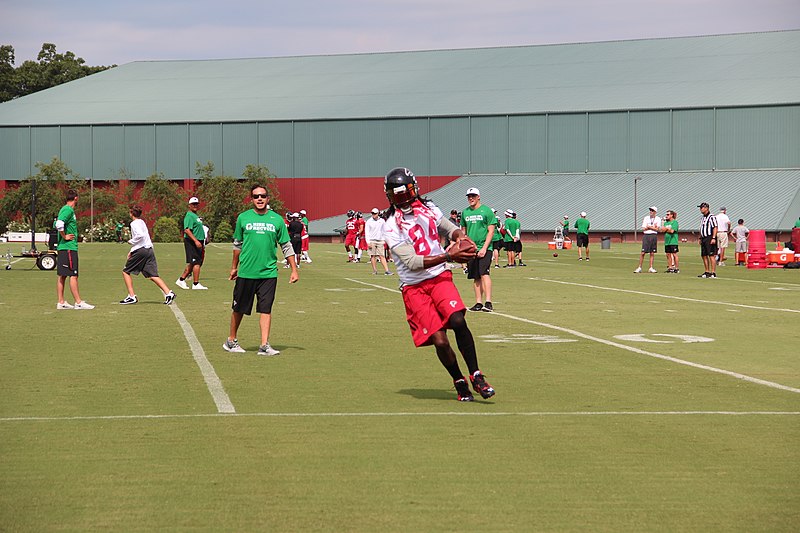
[1,240,798,531]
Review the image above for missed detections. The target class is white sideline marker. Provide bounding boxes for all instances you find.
[2,411,798,423]
[531,277,800,314]
[169,304,236,413]
[347,278,800,395]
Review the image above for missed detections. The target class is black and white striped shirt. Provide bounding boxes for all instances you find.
[700,213,718,237]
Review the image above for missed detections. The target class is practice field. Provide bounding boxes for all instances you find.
[1,240,798,531]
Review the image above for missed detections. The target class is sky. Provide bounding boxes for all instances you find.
[1,0,799,65]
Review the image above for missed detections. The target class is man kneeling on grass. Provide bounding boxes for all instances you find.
[119,205,176,305]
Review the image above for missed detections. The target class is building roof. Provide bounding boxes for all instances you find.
[1,31,799,126]
[309,169,800,235]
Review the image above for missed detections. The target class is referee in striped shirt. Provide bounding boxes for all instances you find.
[698,202,718,278]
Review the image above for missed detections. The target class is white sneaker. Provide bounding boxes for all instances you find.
[191,283,208,290]
[56,302,74,310]
[633,267,642,273]
[74,301,95,310]
[175,279,189,290]
[718,261,726,266]
[222,338,246,353]
[164,291,175,305]
[648,268,657,273]
[257,344,280,356]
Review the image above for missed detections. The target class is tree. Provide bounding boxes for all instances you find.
[139,173,185,223]
[0,43,114,102]
[0,158,79,232]
[195,162,247,233]
[242,164,284,215]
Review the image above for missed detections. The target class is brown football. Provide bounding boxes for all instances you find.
[447,239,477,262]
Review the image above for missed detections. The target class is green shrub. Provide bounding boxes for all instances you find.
[84,220,118,242]
[214,220,233,243]
[152,216,181,242]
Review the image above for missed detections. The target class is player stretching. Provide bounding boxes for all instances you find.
[383,167,495,402]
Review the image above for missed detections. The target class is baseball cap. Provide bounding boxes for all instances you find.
[698,202,709,208]
[649,206,657,212]
[371,207,379,214]
[291,212,300,218]
[188,196,199,204]
[300,209,307,215]
[466,187,480,196]
[503,209,513,217]
[720,206,727,211]
[564,215,569,219]
[580,211,587,217]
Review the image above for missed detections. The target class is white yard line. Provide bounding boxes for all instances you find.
[530,277,800,313]
[348,277,800,394]
[169,304,236,413]
[2,411,798,422]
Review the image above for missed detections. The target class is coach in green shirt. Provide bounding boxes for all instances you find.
[662,210,680,273]
[223,185,299,357]
[574,212,590,261]
[461,187,497,312]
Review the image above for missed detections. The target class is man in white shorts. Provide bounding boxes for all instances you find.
[365,208,393,275]
[715,206,731,266]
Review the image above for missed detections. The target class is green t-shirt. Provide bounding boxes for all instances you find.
[574,218,590,235]
[233,209,290,279]
[794,218,800,228]
[461,204,497,250]
[302,216,309,230]
[183,210,205,241]
[503,218,520,242]
[663,220,679,246]
[55,204,78,251]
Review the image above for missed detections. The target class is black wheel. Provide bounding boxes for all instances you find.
[37,254,56,270]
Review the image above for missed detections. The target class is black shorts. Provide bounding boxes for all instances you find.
[184,239,205,266]
[576,233,589,248]
[641,234,658,253]
[506,241,522,253]
[57,249,79,277]
[291,236,302,254]
[123,247,160,278]
[232,277,278,315]
[466,252,493,280]
[493,240,505,251]
[665,245,679,254]
[700,237,717,257]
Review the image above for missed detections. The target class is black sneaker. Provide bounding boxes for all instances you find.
[518,262,527,266]
[119,295,138,305]
[710,272,717,278]
[454,378,474,402]
[482,301,493,312]
[164,291,175,305]
[698,272,710,278]
[470,371,496,399]
[468,303,483,312]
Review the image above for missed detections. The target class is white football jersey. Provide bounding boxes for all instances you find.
[383,201,446,285]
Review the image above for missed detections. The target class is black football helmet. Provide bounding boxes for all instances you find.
[347,209,355,218]
[384,167,419,207]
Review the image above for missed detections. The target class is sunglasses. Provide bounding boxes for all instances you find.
[252,193,268,199]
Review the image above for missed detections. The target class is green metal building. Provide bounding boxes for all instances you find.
[0,30,798,233]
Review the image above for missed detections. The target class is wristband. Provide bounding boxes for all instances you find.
[444,251,452,262]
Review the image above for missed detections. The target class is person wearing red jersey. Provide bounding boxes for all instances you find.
[383,167,495,402]
[344,210,358,262]
[299,209,311,263]
[355,211,367,262]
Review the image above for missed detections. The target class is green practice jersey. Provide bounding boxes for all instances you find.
[574,218,590,235]
[55,204,78,251]
[233,209,290,279]
[663,220,679,246]
[461,205,497,250]
[503,218,520,242]
[184,211,205,241]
